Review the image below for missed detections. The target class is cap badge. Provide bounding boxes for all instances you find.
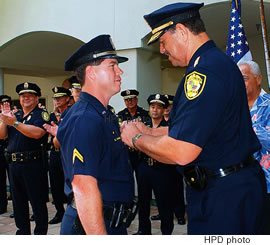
[109,36,116,50]
[184,71,206,100]
[126,90,130,95]
[155,94,160,100]
[24,82,28,89]
[54,87,58,93]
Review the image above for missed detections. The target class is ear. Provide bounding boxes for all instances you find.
[256,74,262,87]
[175,23,188,41]
[85,65,95,81]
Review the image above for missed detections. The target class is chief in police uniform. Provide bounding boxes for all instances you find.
[0,82,49,234]
[47,87,71,224]
[121,2,267,234]
[135,94,175,235]
[56,34,134,235]
[0,95,11,214]
[118,90,150,175]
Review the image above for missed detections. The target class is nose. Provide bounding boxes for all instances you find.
[116,65,123,75]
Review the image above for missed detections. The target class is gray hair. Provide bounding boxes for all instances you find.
[238,60,261,76]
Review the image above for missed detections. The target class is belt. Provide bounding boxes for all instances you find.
[204,155,256,179]
[70,199,137,228]
[6,151,41,162]
[142,156,170,168]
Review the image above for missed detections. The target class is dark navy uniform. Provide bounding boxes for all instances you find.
[137,118,175,235]
[169,40,266,234]
[7,106,49,234]
[48,112,67,220]
[144,2,267,235]
[118,104,150,173]
[58,92,134,235]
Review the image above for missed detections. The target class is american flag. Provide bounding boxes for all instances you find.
[226,0,252,64]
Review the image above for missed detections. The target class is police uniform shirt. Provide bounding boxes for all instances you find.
[7,106,49,152]
[57,92,134,202]
[169,40,261,169]
[117,106,150,124]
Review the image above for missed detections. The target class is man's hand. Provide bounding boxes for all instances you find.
[43,121,58,137]
[0,102,16,126]
[120,121,141,148]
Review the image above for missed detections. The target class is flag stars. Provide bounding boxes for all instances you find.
[238,23,243,28]
[231,34,235,39]
[231,43,236,48]
[238,32,243,37]
[237,40,242,46]
[231,51,236,57]
[231,25,236,31]
[232,8,236,14]
[237,49,242,55]
[231,16,236,22]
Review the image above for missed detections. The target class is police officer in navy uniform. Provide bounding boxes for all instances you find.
[121,2,267,234]
[151,94,186,225]
[118,90,150,175]
[135,94,175,235]
[0,82,49,234]
[0,95,11,214]
[47,87,71,224]
[56,34,134,235]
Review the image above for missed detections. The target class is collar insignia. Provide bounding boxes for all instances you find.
[194,56,200,68]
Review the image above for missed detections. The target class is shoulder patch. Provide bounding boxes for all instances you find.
[42,111,50,121]
[73,148,84,164]
[184,71,206,100]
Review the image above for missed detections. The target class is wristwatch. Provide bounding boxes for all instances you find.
[13,121,20,129]
[132,133,143,149]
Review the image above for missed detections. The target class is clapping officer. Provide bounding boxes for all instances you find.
[56,34,134,235]
[121,2,267,234]
[0,82,49,234]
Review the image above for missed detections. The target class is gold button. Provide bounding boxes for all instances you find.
[191,177,195,182]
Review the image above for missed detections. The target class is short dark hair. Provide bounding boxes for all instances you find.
[168,17,206,35]
[74,58,104,86]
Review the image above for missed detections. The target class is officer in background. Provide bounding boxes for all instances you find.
[135,94,175,235]
[121,2,266,234]
[151,94,186,225]
[0,95,11,214]
[69,76,82,103]
[0,82,49,234]
[118,90,150,176]
[57,34,134,235]
[47,87,71,224]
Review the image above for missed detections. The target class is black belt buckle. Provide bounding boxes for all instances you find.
[183,165,208,191]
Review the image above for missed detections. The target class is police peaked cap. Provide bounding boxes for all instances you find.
[52,87,71,98]
[68,76,81,89]
[147,93,169,108]
[144,2,204,45]
[164,94,174,105]
[16,82,41,97]
[65,34,128,71]
[0,95,11,103]
[121,89,139,99]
